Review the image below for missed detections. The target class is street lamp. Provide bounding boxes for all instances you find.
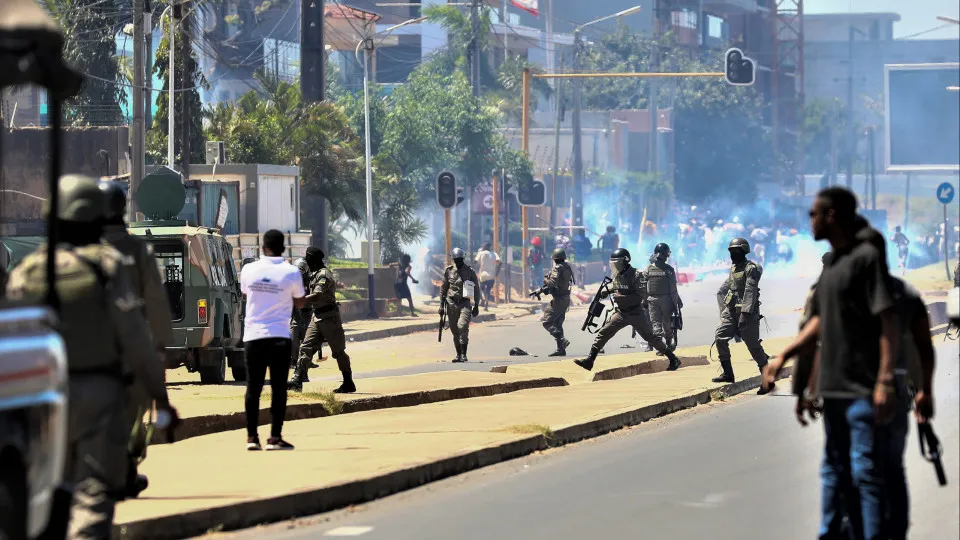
[355,16,427,318]
[570,6,641,230]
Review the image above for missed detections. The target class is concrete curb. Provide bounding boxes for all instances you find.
[170,377,568,443]
[344,306,538,343]
[592,355,710,382]
[115,369,792,539]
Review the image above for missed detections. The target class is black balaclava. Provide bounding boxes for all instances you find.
[305,247,325,271]
[58,219,104,247]
[454,257,465,269]
[729,249,747,264]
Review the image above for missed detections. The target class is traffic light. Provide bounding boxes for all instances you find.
[517,174,546,206]
[724,48,755,86]
[436,171,457,209]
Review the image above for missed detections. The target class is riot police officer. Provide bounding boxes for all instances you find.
[645,243,682,353]
[440,248,481,362]
[539,248,575,356]
[712,237,770,389]
[6,175,176,538]
[290,248,354,393]
[99,182,174,499]
[575,248,681,371]
[289,252,321,369]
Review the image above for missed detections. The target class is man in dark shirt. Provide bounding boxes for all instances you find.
[770,187,899,540]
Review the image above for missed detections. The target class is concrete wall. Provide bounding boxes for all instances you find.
[1,126,129,221]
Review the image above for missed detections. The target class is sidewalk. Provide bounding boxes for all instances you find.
[114,336,795,539]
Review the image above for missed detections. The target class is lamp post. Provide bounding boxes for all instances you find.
[571,6,641,229]
[356,16,427,318]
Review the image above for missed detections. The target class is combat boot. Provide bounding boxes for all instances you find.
[666,350,681,372]
[451,342,463,363]
[574,348,599,371]
[711,359,735,383]
[333,371,357,394]
[548,337,570,357]
[644,343,654,353]
[459,342,470,363]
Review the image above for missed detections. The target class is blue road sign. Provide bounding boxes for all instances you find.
[936,182,955,205]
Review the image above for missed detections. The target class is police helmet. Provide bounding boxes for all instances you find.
[98,181,127,221]
[450,247,466,260]
[552,248,566,262]
[654,242,671,257]
[45,174,105,223]
[728,237,750,254]
[610,247,631,263]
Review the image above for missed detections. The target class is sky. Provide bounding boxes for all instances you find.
[806,0,960,40]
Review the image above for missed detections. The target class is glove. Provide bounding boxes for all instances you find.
[599,289,610,299]
[472,305,480,317]
[678,299,684,309]
[155,404,182,443]
[438,304,445,315]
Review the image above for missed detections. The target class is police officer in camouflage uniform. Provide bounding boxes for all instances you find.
[645,243,683,353]
[575,248,681,372]
[5,175,177,539]
[712,237,770,390]
[99,182,174,499]
[289,252,321,369]
[540,248,575,356]
[440,248,481,363]
[289,248,354,393]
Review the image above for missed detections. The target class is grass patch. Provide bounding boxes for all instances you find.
[905,261,957,292]
[301,391,345,415]
[329,258,371,269]
[710,389,728,402]
[505,423,555,440]
[336,290,363,301]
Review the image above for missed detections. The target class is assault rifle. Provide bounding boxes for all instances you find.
[671,309,684,348]
[438,301,446,343]
[528,286,553,301]
[918,421,947,486]
[582,277,614,333]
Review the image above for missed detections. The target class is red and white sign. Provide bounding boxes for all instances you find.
[510,0,539,16]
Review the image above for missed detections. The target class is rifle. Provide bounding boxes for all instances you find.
[438,301,446,343]
[582,276,614,333]
[671,309,683,348]
[528,286,552,301]
[918,421,947,486]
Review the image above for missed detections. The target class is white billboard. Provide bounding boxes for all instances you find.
[884,63,960,172]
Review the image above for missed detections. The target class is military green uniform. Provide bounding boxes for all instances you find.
[441,263,481,351]
[541,261,575,340]
[714,259,769,378]
[645,259,681,349]
[102,223,174,497]
[791,281,820,396]
[6,243,168,539]
[289,258,313,368]
[293,266,350,383]
[590,266,671,356]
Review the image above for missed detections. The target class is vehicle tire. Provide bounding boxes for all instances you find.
[228,349,247,382]
[0,474,26,540]
[198,349,226,385]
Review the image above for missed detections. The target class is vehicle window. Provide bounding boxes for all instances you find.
[220,241,237,286]
[204,238,224,288]
[149,241,186,321]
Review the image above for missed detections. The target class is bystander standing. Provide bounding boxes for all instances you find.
[239,230,306,451]
[475,242,501,310]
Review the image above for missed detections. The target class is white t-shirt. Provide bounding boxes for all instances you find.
[240,257,305,342]
[475,249,500,282]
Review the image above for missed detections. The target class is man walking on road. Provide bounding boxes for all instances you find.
[475,242,500,310]
[645,243,682,354]
[539,248,575,356]
[290,248,355,393]
[441,248,481,363]
[240,230,306,450]
[711,237,770,391]
[574,248,681,372]
[769,188,900,540]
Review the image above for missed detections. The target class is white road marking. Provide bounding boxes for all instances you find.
[324,526,375,537]
[679,492,735,509]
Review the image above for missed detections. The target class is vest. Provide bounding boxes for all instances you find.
[645,261,672,296]
[723,261,760,310]
[611,266,645,311]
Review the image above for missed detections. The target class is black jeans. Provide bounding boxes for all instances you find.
[244,338,291,439]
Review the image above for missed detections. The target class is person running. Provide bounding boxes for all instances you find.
[474,242,501,310]
[891,225,910,275]
[394,253,420,316]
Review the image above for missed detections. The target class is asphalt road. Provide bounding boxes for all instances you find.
[217,340,959,540]
[331,275,810,380]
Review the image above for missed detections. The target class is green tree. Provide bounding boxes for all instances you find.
[45,0,126,125]
[147,10,207,166]
[578,27,774,201]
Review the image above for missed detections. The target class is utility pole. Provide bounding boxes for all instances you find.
[131,0,145,221]
[301,0,327,252]
[145,1,153,128]
[649,2,662,181]
[467,0,481,258]
[180,7,191,178]
[551,56,564,224]
[571,30,584,231]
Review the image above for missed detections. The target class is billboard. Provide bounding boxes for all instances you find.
[884,63,960,172]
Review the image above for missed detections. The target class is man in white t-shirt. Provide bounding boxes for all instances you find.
[239,229,305,451]
[474,242,501,310]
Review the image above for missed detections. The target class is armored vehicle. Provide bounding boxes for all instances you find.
[129,167,246,384]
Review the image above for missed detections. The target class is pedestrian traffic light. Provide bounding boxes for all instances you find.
[517,173,546,206]
[724,48,755,86]
[436,171,457,209]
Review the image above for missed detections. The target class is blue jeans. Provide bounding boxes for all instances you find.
[820,397,890,540]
